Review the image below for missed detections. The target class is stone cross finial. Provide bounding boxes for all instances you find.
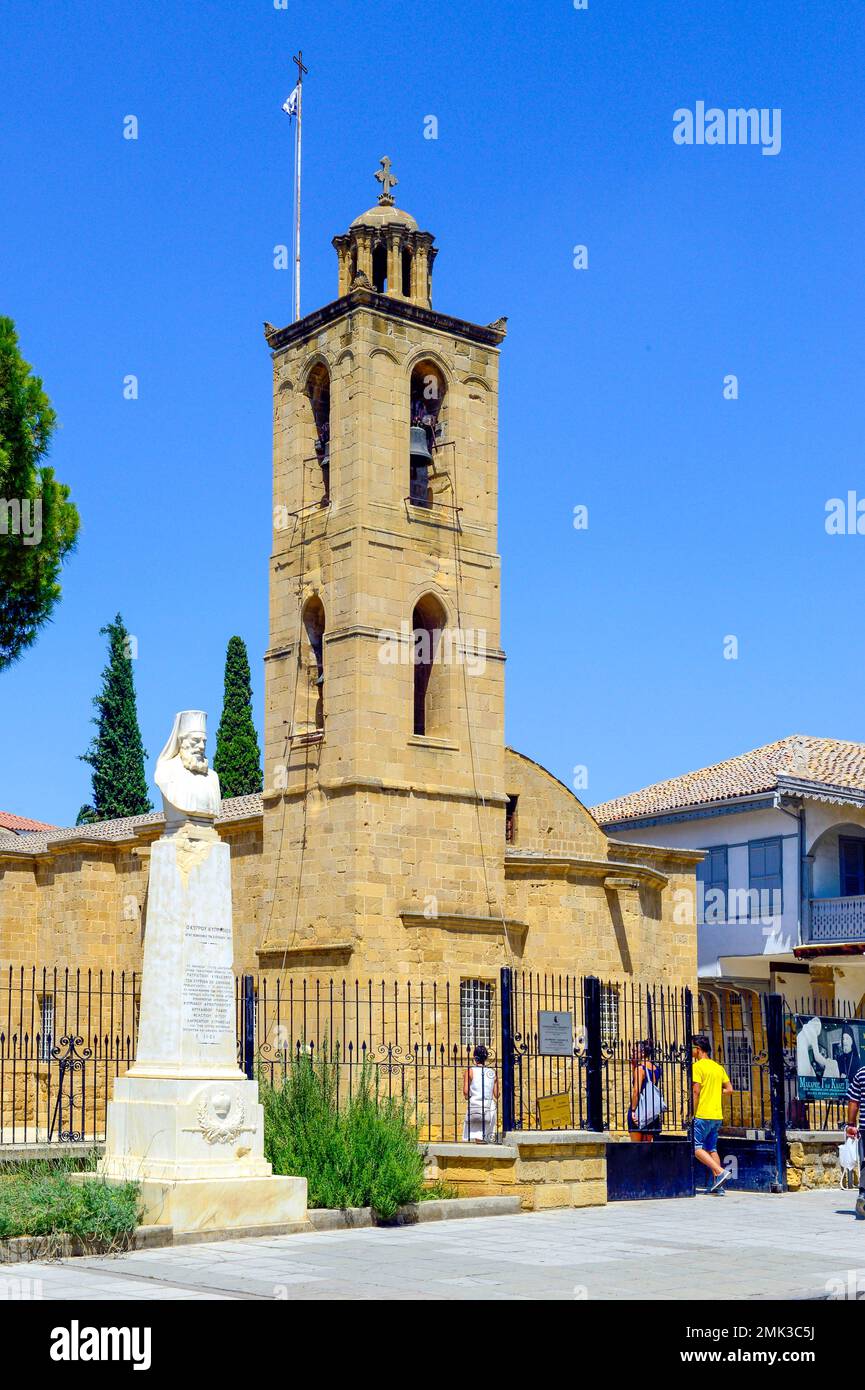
[375,156,398,204]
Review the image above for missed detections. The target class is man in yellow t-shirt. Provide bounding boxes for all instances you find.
[692,1035,734,1193]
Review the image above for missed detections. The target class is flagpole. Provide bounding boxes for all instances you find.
[294,78,302,321]
[291,50,308,323]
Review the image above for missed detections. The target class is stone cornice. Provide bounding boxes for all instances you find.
[400,910,527,941]
[256,939,354,961]
[265,290,507,354]
[505,852,669,890]
[263,779,509,808]
[604,839,706,867]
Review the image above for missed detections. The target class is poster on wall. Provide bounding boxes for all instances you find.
[795,1015,865,1100]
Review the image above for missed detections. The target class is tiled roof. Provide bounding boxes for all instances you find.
[593,736,865,825]
[0,793,264,857]
[0,812,58,832]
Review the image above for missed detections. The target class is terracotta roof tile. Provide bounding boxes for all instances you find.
[592,736,865,825]
[0,812,58,832]
[0,794,263,857]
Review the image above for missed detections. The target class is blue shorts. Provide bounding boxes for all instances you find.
[694,1118,722,1152]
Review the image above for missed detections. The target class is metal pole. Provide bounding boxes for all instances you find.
[243,974,256,1081]
[584,975,604,1131]
[684,985,696,1195]
[764,992,788,1192]
[294,77,302,320]
[500,966,515,1134]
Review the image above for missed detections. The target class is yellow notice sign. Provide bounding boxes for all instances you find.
[536,1092,572,1130]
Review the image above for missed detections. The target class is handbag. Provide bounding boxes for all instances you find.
[839,1133,860,1189]
[635,1065,668,1129]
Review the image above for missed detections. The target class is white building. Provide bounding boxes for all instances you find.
[593,735,865,1014]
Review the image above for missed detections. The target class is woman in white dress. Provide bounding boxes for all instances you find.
[462,1045,499,1142]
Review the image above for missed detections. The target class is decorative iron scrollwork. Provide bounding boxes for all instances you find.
[48,1035,92,1143]
[50,1034,92,1068]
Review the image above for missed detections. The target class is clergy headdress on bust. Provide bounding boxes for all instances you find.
[155,710,221,826]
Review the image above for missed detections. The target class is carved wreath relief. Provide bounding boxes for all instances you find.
[197,1089,245,1144]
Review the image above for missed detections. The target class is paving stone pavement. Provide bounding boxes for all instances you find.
[4,1190,865,1301]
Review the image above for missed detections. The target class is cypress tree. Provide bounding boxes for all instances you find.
[76,614,151,824]
[0,316,80,670]
[214,636,263,798]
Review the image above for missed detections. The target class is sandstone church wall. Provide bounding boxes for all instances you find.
[0,820,265,977]
[501,749,698,984]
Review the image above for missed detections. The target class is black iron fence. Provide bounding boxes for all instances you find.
[0,966,139,1145]
[244,975,502,1144]
[503,972,694,1137]
[0,963,825,1153]
[600,979,694,1135]
[505,971,587,1132]
[697,987,774,1131]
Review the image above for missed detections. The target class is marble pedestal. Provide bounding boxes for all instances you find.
[94,824,306,1234]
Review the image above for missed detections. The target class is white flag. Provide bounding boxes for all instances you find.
[282,85,299,118]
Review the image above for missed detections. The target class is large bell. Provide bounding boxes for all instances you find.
[409,424,432,463]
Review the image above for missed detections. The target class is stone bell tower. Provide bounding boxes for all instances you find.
[260,159,509,975]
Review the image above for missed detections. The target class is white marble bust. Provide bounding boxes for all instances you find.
[155,710,222,827]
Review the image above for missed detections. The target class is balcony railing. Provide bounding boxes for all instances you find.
[808,895,865,943]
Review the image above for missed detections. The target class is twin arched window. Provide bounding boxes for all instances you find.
[297,591,446,739]
[304,357,447,512]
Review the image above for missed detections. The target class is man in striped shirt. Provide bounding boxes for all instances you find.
[845,1066,865,1219]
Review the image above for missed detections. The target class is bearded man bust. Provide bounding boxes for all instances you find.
[155,710,222,826]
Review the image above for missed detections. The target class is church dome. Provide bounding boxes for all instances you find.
[350,203,418,231]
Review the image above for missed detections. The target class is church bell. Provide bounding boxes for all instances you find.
[409,424,432,463]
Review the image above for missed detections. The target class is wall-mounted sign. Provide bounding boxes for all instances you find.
[537,1091,572,1130]
[538,1010,574,1057]
[795,1014,865,1101]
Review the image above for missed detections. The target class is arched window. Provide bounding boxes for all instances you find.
[409,361,446,508]
[307,364,330,505]
[301,596,326,733]
[372,241,388,293]
[412,594,447,736]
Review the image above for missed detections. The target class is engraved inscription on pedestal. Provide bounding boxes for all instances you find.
[181,923,234,1045]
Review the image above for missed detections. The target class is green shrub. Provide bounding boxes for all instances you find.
[0,1166,140,1245]
[262,1052,425,1218]
[422,1179,458,1202]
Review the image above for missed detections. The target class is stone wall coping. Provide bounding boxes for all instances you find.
[788,1129,845,1142]
[425,1142,518,1160]
[504,1130,613,1147]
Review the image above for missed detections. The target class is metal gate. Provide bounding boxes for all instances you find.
[500,969,789,1200]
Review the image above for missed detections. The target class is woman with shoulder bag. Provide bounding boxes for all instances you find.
[627,1040,666,1143]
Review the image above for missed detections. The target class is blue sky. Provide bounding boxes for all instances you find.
[1,0,863,825]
